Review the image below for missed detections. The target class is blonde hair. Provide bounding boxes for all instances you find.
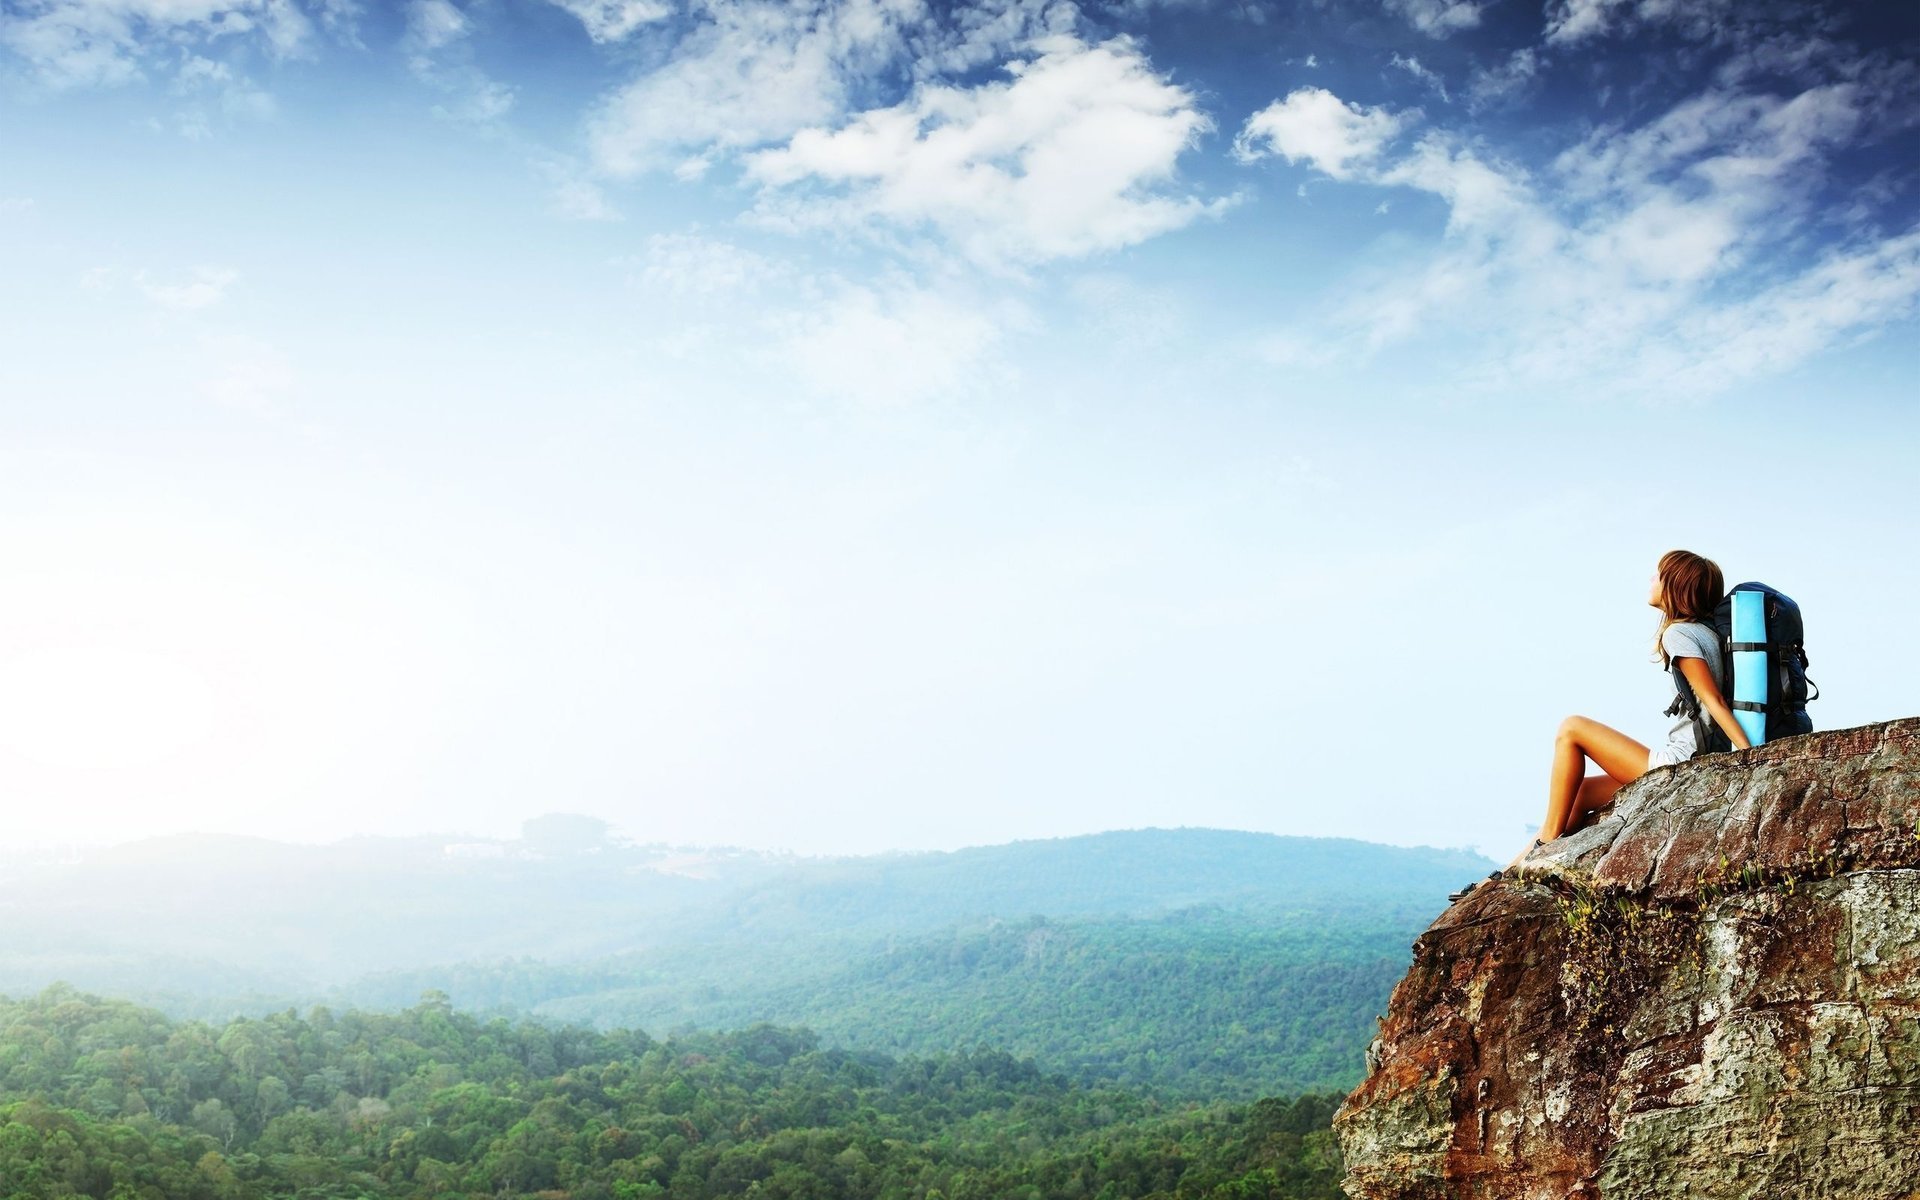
[1653,549,1725,667]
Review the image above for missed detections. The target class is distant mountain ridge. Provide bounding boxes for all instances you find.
[698,828,1490,935]
[0,826,1489,984]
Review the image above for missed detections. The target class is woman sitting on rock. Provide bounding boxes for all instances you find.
[1531,549,1753,851]
[1457,550,1753,898]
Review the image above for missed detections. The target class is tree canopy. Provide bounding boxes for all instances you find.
[0,987,1345,1200]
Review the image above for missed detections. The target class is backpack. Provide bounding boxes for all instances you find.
[1667,581,1817,751]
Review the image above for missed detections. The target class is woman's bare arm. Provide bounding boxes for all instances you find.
[1678,655,1754,751]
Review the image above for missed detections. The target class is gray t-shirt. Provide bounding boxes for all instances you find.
[1652,621,1726,767]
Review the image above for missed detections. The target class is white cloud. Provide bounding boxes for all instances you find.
[546,0,673,42]
[0,0,313,90]
[137,266,240,311]
[587,0,926,176]
[1233,87,1413,179]
[746,34,1223,265]
[1385,0,1481,39]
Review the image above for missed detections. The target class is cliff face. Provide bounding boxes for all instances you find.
[1336,718,1920,1200]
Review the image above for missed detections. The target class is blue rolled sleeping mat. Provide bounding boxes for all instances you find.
[1719,581,1815,745]
[1730,589,1769,746]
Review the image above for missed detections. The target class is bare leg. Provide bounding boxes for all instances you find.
[1510,716,1650,868]
[1565,774,1624,835]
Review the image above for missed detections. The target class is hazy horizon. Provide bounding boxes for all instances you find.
[5,0,1917,863]
[5,813,1507,863]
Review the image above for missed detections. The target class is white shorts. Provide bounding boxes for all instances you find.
[1646,743,1690,770]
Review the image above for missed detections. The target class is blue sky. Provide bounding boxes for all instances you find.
[2,0,1917,859]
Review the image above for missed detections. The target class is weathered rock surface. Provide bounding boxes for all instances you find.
[1336,718,1920,1200]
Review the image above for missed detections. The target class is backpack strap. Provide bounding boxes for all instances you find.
[1663,619,1725,722]
[1664,680,1697,720]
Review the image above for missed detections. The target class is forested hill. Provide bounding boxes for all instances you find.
[0,827,1491,1099]
[0,988,1345,1200]
[456,909,1418,1099]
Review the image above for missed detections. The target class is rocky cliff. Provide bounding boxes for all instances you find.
[1336,717,1920,1200]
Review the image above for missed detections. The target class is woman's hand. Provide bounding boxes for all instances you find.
[1678,655,1754,751]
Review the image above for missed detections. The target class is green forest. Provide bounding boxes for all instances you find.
[0,987,1344,1200]
[508,909,1410,1099]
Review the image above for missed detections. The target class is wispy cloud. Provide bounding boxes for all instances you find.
[629,232,777,298]
[0,0,313,90]
[586,0,926,177]
[1390,52,1448,101]
[138,266,241,312]
[615,232,1021,407]
[1384,0,1481,40]
[907,0,1066,78]
[537,156,625,220]
[773,278,1022,408]
[403,0,515,123]
[550,179,621,221]
[1617,228,1920,396]
[167,54,277,139]
[1544,0,1733,46]
[1466,47,1540,111]
[1236,39,1920,399]
[546,0,674,43]
[407,0,471,51]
